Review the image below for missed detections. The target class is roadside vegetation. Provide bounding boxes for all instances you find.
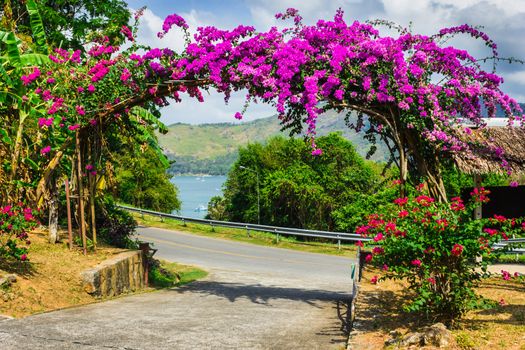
[353,267,525,350]
[149,260,208,288]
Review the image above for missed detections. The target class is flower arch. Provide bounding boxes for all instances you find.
[21,7,524,206]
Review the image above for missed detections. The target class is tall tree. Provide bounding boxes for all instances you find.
[216,133,380,230]
[1,0,130,51]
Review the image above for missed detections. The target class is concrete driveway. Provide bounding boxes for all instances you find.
[0,226,356,349]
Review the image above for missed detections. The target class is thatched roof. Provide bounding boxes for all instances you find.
[452,126,525,175]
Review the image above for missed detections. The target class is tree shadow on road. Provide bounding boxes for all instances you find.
[169,280,352,347]
[169,279,351,307]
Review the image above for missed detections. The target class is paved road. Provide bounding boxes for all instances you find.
[0,226,356,350]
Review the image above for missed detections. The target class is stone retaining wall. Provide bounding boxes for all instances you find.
[81,250,145,297]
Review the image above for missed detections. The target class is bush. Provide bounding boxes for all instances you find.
[359,185,524,324]
[0,204,37,262]
[95,196,137,249]
[148,259,180,288]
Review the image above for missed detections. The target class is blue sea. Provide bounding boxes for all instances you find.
[170,175,226,218]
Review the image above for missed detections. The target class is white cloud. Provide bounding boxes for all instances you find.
[159,90,276,125]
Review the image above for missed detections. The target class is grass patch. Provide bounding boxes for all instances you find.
[351,267,525,349]
[0,230,126,318]
[132,212,356,257]
[149,260,208,288]
[491,254,525,264]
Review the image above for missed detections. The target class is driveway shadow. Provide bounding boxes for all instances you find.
[169,279,351,308]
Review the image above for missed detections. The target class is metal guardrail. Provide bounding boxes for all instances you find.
[118,204,369,244]
[119,205,524,254]
[493,238,525,254]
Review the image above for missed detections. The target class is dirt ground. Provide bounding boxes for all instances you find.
[0,231,126,318]
[350,267,525,350]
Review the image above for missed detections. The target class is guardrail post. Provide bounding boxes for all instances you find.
[210,221,215,232]
[337,235,341,251]
[160,213,164,223]
[140,209,144,220]
[182,218,186,227]
[275,229,279,243]
[140,242,150,287]
[246,225,250,237]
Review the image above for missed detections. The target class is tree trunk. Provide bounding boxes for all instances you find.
[9,109,28,202]
[48,175,59,244]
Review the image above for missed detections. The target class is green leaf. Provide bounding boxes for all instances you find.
[0,62,13,86]
[3,32,21,67]
[20,53,50,66]
[26,0,49,54]
[0,128,12,145]
[23,157,40,171]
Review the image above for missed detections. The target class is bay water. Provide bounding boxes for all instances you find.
[170,175,226,219]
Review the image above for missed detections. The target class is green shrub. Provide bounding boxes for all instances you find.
[360,185,524,324]
[95,196,137,249]
[0,204,37,262]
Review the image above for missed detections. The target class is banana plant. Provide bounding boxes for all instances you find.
[0,0,49,203]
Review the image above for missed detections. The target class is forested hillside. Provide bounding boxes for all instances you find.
[158,111,390,174]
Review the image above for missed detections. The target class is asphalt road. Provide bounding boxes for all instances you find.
[0,226,356,350]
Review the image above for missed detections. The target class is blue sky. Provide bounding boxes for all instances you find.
[125,0,525,125]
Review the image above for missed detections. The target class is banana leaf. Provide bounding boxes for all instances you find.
[26,0,49,54]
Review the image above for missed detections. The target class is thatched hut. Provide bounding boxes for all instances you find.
[452,124,525,175]
[451,121,525,218]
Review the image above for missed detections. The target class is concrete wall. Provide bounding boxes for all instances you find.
[81,250,145,298]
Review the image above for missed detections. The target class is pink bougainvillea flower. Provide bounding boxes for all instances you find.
[393,197,408,206]
[499,299,506,306]
[157,13,189,39]
[87,84,96,93]
[355,240,364,247]
[382,264,389,271]
[365,254,373,263]
[424,246,435,254]
[510,181,519,187]
[76,105,86,115]
[234,112,243,120]
[121,25,134,42]
[450,197,465,211]
[20,254,27,261]
[370,275,378,284]
[415,195,435,207]
[356,225,370,235]
[40,146,51,155]
[385,222,396,232]
[373,233,384,242]
[120,68,131,82]
[411,259,422,267]
[38,117,54,128]
[501,270,511,281]
[451,243,464,257]
[483,228,498,236]
[68,124,80,131]
[311,148,322,156]
[372,247,384,255]
[398,210,409,218]
[427,277,436,285]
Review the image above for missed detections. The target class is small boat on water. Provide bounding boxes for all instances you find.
[194,205,207,212]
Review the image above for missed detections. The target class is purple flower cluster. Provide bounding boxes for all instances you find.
[25,9,524,179]
[158,13,188,38]
[21,68,41,86]
[121,25,134,42]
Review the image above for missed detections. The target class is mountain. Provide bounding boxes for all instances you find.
[158,112,390,175]
[158,103,525,175]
